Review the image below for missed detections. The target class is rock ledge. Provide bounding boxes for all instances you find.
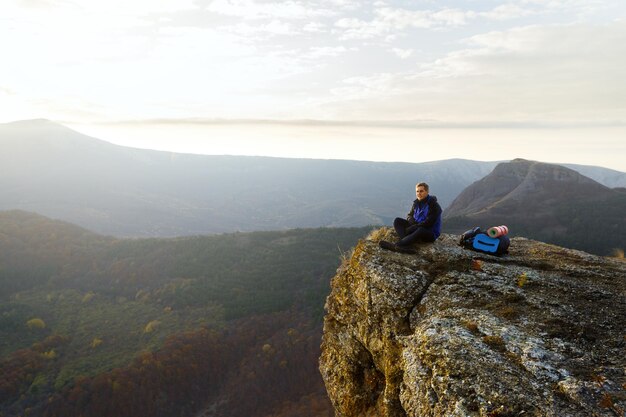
[320,229,626,416]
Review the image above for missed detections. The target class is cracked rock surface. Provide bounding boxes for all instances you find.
[319,228,626,417]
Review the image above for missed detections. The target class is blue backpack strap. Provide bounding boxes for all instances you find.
[472,233,500,253]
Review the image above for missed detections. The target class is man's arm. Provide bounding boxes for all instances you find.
[406,203,417,224]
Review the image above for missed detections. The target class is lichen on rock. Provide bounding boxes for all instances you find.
[320,228,626,416]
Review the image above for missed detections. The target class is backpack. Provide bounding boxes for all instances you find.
[459,227,510,256]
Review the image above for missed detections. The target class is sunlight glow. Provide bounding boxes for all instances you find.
[68,122,626,171]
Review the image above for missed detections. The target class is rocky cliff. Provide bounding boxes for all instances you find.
[320,228,626,416]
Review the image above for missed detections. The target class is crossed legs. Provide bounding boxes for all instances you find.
[393,218,436,246]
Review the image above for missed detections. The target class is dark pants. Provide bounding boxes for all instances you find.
[393,218,436,246]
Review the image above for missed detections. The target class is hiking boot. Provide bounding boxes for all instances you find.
[378,240,416,254]
[378,240,395,251]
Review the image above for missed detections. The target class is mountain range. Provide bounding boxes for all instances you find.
[444,159,626,255]
[2,119,625,238]
[2,119,626,416]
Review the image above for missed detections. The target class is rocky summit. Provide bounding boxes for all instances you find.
[442,159,626,256]
[320,228,626,416]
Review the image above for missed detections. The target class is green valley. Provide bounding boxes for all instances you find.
[0,210,370,417]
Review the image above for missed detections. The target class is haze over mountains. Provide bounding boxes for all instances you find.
[0,119,492,236]
[2,119,625,238]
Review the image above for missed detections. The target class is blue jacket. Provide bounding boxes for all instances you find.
[407,195,442,238]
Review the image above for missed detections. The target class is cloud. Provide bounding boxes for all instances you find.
[391,48,413,59]
[3,0,625,127]
[332,2,570,42]
[334,7,473,40]
[206,0,335,20]
[490,0,620,19]
[76,0,199,14]
[331,1,621,42]
[480,3,535,20]
[303,21,327,32]
[13,0,199,15]
[226,20,298,37]
[520,0,604,11]
[305,46,350,59]
[0,86,15,95]
[99,117,626,130]
[322,21,626,123]
[17,0,58,7]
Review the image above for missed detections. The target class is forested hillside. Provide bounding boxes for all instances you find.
[0,210,369,417]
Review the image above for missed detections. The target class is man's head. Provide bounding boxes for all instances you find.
[415,182,429,201]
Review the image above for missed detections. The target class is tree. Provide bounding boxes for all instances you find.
[26,318,46,330]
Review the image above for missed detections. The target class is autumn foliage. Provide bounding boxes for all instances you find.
[35,312,332,417]
[0,214,358,417]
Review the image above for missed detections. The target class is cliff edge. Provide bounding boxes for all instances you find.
[320,229,626,416]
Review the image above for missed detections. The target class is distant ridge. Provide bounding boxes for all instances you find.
[444,158,610,217]
[1,120,625,238]
[562,163,626,189]
[444,159,626,255]
[0,120,498,236]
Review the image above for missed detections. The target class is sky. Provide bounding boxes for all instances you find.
[1,0,625,171]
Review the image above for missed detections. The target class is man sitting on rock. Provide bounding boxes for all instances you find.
[379,182,442,254]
